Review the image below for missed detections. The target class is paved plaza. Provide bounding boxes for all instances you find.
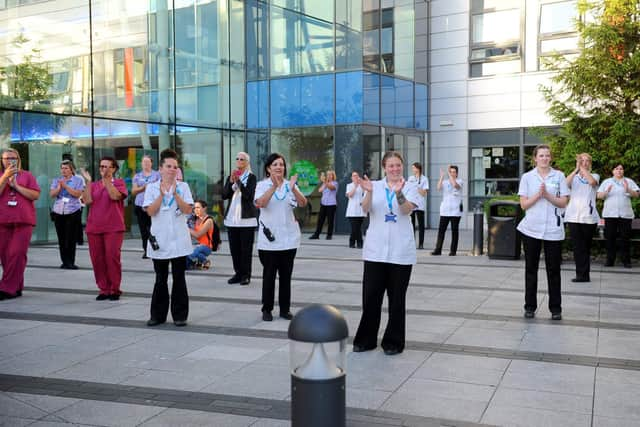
[0,230,639,427]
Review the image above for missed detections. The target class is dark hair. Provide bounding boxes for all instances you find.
[449,165,459,173]
[381,151,404,167]
[195,199,208,209]
[412,162,422,173]
[100,156,119,172]
[263,153,287,177]
[532,144,551,158]
[160,148,179,166]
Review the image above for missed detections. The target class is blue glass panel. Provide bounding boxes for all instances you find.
[336,71,363,124]
[247,80,269,129]
[381,76,414,128]
[18,112,55,141]
[415,83,428,130]
[363,72,380,124]
[270,75,333,128]
[198,85,219,124]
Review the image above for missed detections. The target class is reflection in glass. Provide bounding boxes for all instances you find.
[336,26,363,70]
[381,76,413,128]
[246,0,269,80]
[336,0,362,30]
[414,84,428,130]
[472,9,520,44]
[272,0,333,22]
[363,72,380,124]
[540,1,577,34]
[336,72,363,124]
[270,75,333,128]
[247,81,269,129]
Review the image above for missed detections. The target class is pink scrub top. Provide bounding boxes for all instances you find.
[0,171,40,226]
[85,179,128,234]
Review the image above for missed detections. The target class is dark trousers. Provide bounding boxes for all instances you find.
[568,222,596,280]
[54,210,82,267]
[259,249,296,314]
[348,217,364,247]
[604,218,632,265]
[411,210,425,246]
[228,226,256,279]
[76,207,84,245]
[134,206,152,254]
[522,234,562,314]
[314,204,336,237]
[151,256,188,322]
[434,216,461,254]
[353,261,412,352]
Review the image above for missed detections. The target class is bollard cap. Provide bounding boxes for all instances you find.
[288,304,349,343]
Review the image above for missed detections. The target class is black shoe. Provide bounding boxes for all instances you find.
[142,254,149,259]
[0,291,17,300]
[418,244,424,250]
[326,235,332,240]
[309,234,319,240]
[349,244,356,248]
[623,263,632,269]
[357,242,363,248]
[174,320,187,327]
[15,291,22,297]
[524,310,535,319]
[227,275,242,284]
[551,313,562,321]
[262,311,273,321]
[240,277,251,286]
[280,312,293,320]
[604,261,614,267]
[571,277,590,283]
[109,294,120,301]
[146,318,164,327]
[67,265,79,270]
[449,252,456,256]
[60,264,66,269]
[431,251,441,256]
[96,294,109,301]
[352,344,374,353]
[383,348,402,356]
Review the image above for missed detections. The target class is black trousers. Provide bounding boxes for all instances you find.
[151,256,188,322]
[568,222,596,280]
[54,210,82,267]
[604,217,632,265]
[353,261,412,352]
[348,217,364,247]
[259,249,297,314]
[314,204,336,237]
[134,206,152,254]
[411,210,425,246]
[434,216,461,254]
[228,226,256,279]
[522,234,562,314]
[76,207,84,245]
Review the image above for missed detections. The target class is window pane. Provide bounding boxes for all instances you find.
[470,59,520,77]
[471,43,519,60]
[272,0,333,22]
[270,6,334,76]
[393,4,414,79]
[270,75,333,127]
[540,1,577,34]
[246,80,269,129]
[336,25,363,70]
[336,0,362,30]
[364,72,380,124]
[336,72,363,124]
[381,76,413,128]
[540,37,579,54]
[472,9,520,43]
[246,0,269,80]
[415,83,428,130]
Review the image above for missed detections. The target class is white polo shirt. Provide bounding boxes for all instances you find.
[598,177,639,219]
[408,174,429,212]
[254,179,301,251]
[516,168,570,241]
[345,183,366,217]
[362,179,422,265]
[143,181,194,259]
[439,178,463,217]
[565,173,600,224]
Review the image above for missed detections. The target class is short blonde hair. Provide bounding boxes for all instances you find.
[1,148,22,171]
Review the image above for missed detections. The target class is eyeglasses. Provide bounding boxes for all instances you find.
[2,157,18,160]
[236,157,247,161]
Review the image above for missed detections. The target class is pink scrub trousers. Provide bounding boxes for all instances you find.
[87,231,124,296]
[0,223,33,296]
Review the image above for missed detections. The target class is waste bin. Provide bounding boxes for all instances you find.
[487,200,522,260]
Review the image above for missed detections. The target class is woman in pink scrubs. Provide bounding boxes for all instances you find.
[81,156,128,301]
[0,148,40,300]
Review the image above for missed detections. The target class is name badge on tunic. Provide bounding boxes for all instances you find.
[7,200,17,207]
[62,197,70,203]
[385,212,397,223]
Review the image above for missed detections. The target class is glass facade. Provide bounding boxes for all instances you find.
[0,0,427,240]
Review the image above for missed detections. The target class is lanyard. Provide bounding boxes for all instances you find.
[239,171,250,186]
[384,187,395,213]
[272,183,289,201]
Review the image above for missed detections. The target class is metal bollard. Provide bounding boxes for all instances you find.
[472,202,484,256]
[289,304,349,427]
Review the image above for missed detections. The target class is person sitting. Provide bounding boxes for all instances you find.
[187,200,219,270]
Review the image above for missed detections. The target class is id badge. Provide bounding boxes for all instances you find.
[62,197,70,203]
[7,200,17,207]
[384,212,397,223]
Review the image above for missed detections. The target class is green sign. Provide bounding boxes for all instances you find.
[290,160,319,196]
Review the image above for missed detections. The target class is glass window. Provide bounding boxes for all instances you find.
[246,0,269,80]
[414,83,427,130]
[246,80,269,129]
[393,4,414,79]
[363,72,380,124]
[270,75,333,128]
[272,0,333,22]
[336,0,362,30]
[336,25,363,70]
[538,1,579,68]
[270,5,334,76]
[470,146,519,197]
[472,10,520,44]
[380,76,413,128]
[336,72,363,124]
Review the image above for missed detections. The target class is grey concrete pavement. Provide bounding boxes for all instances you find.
[0,231,639,426]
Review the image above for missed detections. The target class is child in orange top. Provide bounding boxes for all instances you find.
[187,200,217,269]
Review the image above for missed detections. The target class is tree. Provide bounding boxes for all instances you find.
[539,0,640,181]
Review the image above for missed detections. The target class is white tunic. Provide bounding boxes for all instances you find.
[143,181,194,259]
[407,174,429,212]
[598,177,640,219]
[516,168,570,241]
[345,183,366,217]
[439,178,463,217]
[565,173,600,224]
[362,179,422,265]
[254,179,301,251]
